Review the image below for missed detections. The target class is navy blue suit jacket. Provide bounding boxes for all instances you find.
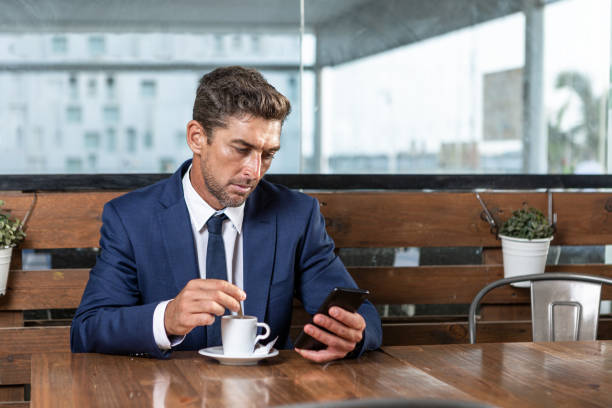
[71,160,382,358]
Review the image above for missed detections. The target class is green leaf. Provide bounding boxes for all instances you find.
[0,201,25,247]
[499,203,554,239]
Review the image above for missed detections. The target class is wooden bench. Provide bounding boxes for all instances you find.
[1,183,611,405]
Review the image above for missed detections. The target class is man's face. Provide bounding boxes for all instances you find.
[194,115,281,209]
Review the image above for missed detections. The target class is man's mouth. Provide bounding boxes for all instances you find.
[230,183,253,194]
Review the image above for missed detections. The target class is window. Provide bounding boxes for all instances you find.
[52,36,67,54]
[140,80,156,98]
[84,131,100,148]
[0,1,608,176]
[103,106,119,123]
[232,35,242,50]
[144,130,153,148]
[127,128,137,152]
[88,36,105,57]
[87,78,97,97]
[214,35,225,54]
[65,157,82,172]
[251,35,261,53]
[307,0,610,174]
[106,75,115,99]
[87,153,97,169]
[66,106,82,123]
[106,128,116,152]
[69,75,78,99]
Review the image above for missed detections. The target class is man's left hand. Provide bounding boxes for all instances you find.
[294,306,366,363]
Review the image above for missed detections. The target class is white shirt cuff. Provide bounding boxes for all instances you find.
[153,300,185,350]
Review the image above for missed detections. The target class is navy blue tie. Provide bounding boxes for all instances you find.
[205,213,228,347]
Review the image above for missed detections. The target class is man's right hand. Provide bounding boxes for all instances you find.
[164,279,246,337]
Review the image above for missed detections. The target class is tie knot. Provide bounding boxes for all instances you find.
[206,213,227,235]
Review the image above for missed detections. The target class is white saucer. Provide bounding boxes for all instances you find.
[198,346,279,366]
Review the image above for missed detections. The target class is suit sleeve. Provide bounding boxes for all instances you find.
[295,197,382,357]
[70,202,170,359]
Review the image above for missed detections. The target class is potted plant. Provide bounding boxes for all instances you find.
[498,205,554,287]
[0,200,26,296]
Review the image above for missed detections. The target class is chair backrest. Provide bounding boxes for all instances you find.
[531,279,602,341]
[468,273,612,344]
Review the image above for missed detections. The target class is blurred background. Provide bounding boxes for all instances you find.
[0,0,609,175]
[2,0,610,322]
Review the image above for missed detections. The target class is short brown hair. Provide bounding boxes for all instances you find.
[193,66,291,140]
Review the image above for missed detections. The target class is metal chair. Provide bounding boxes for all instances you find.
[276,398,495,408]
[468,273,612,344]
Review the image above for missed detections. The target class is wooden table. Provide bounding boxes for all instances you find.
[384,341,612,408]
[30,341,611,407]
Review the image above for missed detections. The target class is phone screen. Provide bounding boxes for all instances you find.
[293,287,369,350]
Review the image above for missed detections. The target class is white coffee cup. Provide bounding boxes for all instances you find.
[221,315,270,356]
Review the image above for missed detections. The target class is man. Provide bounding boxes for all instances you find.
[71,66,382,362]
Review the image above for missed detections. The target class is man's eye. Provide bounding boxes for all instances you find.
[263,152,276,160]
[235,147,249,154]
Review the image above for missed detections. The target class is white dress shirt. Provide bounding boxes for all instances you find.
[153,165,245,350]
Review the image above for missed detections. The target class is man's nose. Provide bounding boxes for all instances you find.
[243,152,261,179]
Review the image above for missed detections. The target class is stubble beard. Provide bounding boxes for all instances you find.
[200,158,252,208]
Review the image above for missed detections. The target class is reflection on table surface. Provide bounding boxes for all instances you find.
[31,341,612,408]
[384,341,612,408]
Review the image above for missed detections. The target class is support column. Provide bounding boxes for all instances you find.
[312,66,323,173]
[523,0,547,173]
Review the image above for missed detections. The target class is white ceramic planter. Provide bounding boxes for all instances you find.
[0,247,12,296]
[500,235,553,288]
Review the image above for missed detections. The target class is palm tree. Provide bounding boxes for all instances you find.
[547,71,604,173]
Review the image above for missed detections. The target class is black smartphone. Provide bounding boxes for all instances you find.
[293,287,370,350]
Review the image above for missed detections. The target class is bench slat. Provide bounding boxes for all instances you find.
[0,387,23,403]
[0,270,89,310]
[0,192,121,249]
[351,264,612,304]
[1,192,610,249]
[0,402,29,408]
[0,355,30,386]
[0,327,70,354]
[288,318,612,346]
[1,265,611,311]
[381,318,612,345]
[312,192,612,247]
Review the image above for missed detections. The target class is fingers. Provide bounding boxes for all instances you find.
[326,307,366,332]
[312,314,363,344]
[164,279,247,336]
[312,307,366,345]
[295,347,345,363]
[303,323,355,353]
[165,299,214,335]
[185,278,246,313]
[189,279,247,302]
[185,312,216,327]
[294,308,367,363]
[194,290,241,315]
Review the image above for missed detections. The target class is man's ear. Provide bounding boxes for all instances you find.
[186,120,207,155]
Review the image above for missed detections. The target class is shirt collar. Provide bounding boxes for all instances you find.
[182,164,244,234]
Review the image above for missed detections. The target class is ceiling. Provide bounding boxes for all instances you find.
[0,0,564,66]
[0,0,371,32]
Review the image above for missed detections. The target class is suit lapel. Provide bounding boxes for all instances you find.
[157,160,199,294]
[158,201,199,293]
[243,188,276,323]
